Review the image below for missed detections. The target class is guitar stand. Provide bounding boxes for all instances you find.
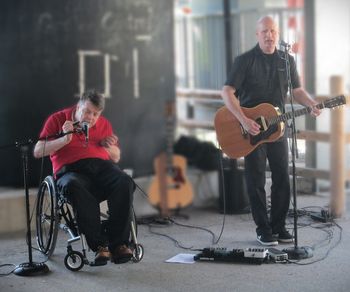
[171,207,189,220]
[136,214,171,225]
[136,206,189,226]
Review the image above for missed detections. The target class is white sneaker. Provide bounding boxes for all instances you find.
[257,234,278,246]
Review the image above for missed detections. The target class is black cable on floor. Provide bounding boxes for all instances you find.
[0,264,16,276]
[283,208,343,265]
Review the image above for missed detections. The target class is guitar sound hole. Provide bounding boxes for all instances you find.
[168,166,185,184]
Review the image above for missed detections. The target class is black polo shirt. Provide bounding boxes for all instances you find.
[225,44,301,111]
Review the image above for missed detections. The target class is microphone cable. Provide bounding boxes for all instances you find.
[134,148,228,251]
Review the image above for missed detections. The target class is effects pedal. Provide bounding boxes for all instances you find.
[267,248,288,262]
[244,248,268,259]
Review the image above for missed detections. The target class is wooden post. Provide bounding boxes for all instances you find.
[330,76,346,217]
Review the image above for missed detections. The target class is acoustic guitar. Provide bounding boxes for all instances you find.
[214,95,346,159]
[148,102,193,217]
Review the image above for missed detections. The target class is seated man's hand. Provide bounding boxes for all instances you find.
[100,134,119,148]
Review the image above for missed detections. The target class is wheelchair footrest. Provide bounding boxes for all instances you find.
[89,260,108,267]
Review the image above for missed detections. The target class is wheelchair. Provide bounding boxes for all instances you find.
[35,175,144,271]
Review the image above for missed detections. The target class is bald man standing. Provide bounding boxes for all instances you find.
[221,16,320,246]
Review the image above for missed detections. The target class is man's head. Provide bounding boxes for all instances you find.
[75,90,105,127]
[256,16,279,54]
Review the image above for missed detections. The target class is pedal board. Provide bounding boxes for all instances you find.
[194,247,268,265]
[244,248,268,259]
[267,248,288,262]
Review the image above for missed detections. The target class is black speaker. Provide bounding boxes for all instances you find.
[218,158,250,214]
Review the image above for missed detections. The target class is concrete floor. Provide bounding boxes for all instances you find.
[0,177,349,292]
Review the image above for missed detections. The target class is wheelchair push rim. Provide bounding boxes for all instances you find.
[36,176,59,257]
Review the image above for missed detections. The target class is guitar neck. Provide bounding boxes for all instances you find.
[166,140,174,167]
[269,102,325,125]
[165,102,176,169]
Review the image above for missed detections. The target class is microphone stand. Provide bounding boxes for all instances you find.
[280,43,313,260]
[2,139,51,276]
[0,128,82,276]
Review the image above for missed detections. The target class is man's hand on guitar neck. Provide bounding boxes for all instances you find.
[293,87,322,117]
[310,101,322,117]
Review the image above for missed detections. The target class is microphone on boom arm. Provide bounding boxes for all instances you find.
[81,121,89,143]
[279,40,291,50]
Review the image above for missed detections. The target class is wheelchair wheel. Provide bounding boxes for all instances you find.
[132,243,144,263]
[36,175,59,257]
[64,251,84,272]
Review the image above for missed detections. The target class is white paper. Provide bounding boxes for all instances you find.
[165,253,196,264]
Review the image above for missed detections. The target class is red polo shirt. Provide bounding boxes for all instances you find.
[39,106,113,174]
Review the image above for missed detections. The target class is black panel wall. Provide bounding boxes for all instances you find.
[0,0,174,186]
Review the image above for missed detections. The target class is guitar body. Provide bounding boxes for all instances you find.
[148,152,194,212]
[215,95,346,159]
[214,103,285,159]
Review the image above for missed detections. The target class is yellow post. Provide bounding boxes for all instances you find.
[330,76,346,217]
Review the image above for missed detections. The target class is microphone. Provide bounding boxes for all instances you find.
[55,121,80,138]
[81,122,89,143]
[279,40,291,49]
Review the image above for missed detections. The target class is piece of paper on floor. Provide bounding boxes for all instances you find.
[165,253,196,264]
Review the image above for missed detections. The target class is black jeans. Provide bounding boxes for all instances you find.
[56,158,134,252]
[244,138,290,236]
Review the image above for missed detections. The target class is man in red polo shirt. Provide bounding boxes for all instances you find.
[34,90,134,264]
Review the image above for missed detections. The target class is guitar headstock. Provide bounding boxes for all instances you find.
[324,95,346,109]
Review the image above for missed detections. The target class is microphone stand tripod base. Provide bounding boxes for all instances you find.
[283,246,313,260]
[14,262,49,276]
